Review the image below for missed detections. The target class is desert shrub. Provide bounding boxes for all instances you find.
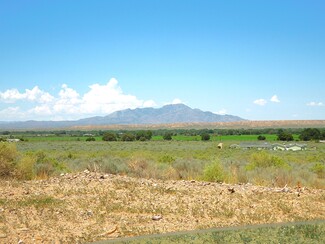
[246,151,290,171]
[172,159,204,180]
[202,159,227,182]
[100,158,129,175]
[0,143,18,178]
[159,154,176,164]
[33,151,67,178]
[16,155,36,180]
[311,163,325,178]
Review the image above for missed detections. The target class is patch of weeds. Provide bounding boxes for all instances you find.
[17,195,63,209]
[246,151,290,171]
[202,159,227,182]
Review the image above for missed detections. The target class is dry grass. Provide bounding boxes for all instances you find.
[0,172,324,243]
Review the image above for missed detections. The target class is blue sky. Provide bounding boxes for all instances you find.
[0,0,324,121]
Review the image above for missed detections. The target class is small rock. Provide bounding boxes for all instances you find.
[18,240,24,244]
[190,180,196,183]
[0,234,7,238]
[152,215,162,221]
[84,169,90,174]
[228,188,235,193]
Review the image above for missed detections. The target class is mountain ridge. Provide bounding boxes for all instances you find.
[0,104,244,130]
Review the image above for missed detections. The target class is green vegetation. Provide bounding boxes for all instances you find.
[109,221,325,243]
[1,128,325,188]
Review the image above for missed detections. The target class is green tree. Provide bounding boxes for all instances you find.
[136,130,152,141]
[121,133,135,141]
[257,135,266,140]
[163,132,173,141]
[102,132,117,141]
[277,131,293,141]
[299,128,321,141]
[201,133,210,141]
[86,137,96,141]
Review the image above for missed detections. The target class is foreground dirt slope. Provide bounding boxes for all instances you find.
[0,172,324,243]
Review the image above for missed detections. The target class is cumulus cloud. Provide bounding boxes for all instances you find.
[0,86,54,103]
[270,95,280,103]
[253,99,267,106]
[0,78,158,120]
[307,101,324,107]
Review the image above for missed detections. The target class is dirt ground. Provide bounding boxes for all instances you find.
[0,171,324,243]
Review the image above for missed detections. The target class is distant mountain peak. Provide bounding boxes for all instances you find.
[0,104,245,129]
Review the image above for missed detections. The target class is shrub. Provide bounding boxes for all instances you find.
[311,163,325,178]
[163,133,173,141]
[159,154,176,164]
[246,151,290,171]
[0,143,18,178]
[86,137,96,141]
[202,160,227,182]
[257,135,266,140]
[17,155,36,180]
[121,133,136,141]
[201,133,210,141]
[102,132,117,141]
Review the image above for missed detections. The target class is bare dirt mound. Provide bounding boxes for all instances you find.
[0,172,324,243]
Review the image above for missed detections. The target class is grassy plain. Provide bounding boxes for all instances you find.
[15,137,325,189]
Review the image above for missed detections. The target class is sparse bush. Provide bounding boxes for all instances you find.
[0,143,18,178]
[311,163,325,178]
[159,154,176,164]
[202,159,227,182]
[17,155,36,180]
[246,151,290,171]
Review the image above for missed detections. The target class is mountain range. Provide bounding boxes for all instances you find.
[0,104,244,130]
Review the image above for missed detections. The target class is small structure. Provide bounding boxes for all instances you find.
[286,144,307,151]
[217,143,223,149]
[7,139,20,143]
[272,143,286,151]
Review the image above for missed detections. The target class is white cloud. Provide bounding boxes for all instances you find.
[253,99,267,106]
[0,107,26,120]
[0,86,54,103]
[0,78,158,121]
[270,95,280,103]
[307,102,324,107]
[80,78,153,114]
[215,109,227,115]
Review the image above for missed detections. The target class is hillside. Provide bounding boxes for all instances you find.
[0,172,324,243]
[0,104,244,130]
